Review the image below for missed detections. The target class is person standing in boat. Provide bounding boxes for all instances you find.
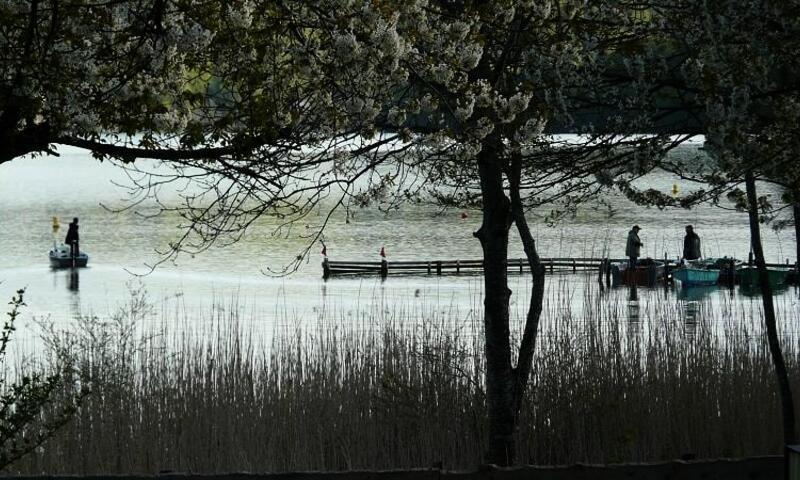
[65,217,79,259]
[683,225,701,261]
[625,225,642,269]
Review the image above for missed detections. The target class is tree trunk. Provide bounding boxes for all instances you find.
[475,142,515,466]
[794,203,799,272]
[745,171,796,447]
[508,155,545,417]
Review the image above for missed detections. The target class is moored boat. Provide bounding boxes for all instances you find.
[49,243,89,268]
[611,258,665,286]
[673,265,720,286]
[694,257,742,284]
[738,266,790,288]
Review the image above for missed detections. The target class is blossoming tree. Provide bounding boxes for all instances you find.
[5,0,767,466]
[619,0,800,449]
[0,1,294,164]
[113,0,682,464]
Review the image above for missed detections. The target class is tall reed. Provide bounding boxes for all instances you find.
[7,283,800,474]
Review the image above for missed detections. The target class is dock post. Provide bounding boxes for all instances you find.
[573,259,577,273]
[664,252,671,283]
[322,258,330,280]
[380,259,388,279]
[519,259,523,273]
[456,260,460,274]
[727,258,736,285]
[598,259,605,284]
[436,261,442,275]
[427,261,431,274]
[549,261,554,273]
[605,258,611,287]
[748,251,753,266]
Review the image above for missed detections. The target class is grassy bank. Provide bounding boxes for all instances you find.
[7,284,800,473]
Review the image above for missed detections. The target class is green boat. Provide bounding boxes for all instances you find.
[737,266,791,288]
[673,266,719,286]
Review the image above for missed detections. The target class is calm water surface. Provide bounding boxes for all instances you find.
[0,144,798,347]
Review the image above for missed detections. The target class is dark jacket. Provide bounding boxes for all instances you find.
[65,223,79,244]
[683,232,701,260]
[625,229,642,258]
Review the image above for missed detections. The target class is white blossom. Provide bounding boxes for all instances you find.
[471,117,495,140]
[388,107,406,126]
[454,96,475,122]
[333,32,360,62]
[227,2,255,29]
[459,44,483,70]
[420,94,438,112]
[430,63,454,84]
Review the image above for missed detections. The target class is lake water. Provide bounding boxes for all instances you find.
[0,143,798,348]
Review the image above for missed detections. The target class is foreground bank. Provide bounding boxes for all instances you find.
[4,284,795,474]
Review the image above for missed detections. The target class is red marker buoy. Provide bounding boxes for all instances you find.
[380,246,386,258]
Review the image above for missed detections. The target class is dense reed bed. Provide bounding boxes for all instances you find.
[7,282,800,474]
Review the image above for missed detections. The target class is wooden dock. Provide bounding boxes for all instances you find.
[322,256,800,284]
[325,257,637,277]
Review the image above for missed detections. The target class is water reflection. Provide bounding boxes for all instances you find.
[68,268,80,292]
[614,281,799,335]
[738,283,790,297]
[684,301,700,326]
[627,284,638,302]
[48,267,84,321]
[51,267,81,293]
[676,285,714,333]
[677,285,717,302]
[627,284,640,323]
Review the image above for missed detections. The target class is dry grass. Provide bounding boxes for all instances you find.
[6,283,800,474]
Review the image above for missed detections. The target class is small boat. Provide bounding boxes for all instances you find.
[673,265,720,286]
[738,266,790,288]
[693,257,742,283]
[49,243,89,268]
[611,258,665,286]
[693,257,743,270]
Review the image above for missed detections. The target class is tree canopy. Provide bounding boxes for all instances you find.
[3,0,800,466]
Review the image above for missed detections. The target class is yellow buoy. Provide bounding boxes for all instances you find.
[671,183,679,196]
[52,216,60,232]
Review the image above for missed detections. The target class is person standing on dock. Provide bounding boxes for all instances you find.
[65,217,80,259]
[682,225,701,261]
[626,225,642,268]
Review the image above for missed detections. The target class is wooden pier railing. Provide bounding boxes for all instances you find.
[325,257,637,277]
[322,256,800,285]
